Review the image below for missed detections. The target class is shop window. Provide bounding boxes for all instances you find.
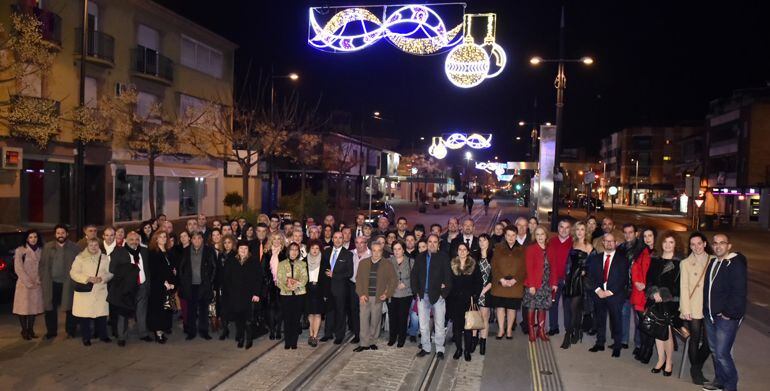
[114,168,143,222]
[179,177,203,216]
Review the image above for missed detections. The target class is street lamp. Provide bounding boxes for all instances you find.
[529,5,594,231]
[465,151,473,192]
[518,120,553,159]
[270,71,300,119]
[631,158,639,205]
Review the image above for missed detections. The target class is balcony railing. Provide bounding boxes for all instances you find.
[75,28,115,64]
[131,46,173,83]
[11,5,62,47]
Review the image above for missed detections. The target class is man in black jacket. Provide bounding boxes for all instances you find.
[702,233,747,391]
[449,218,480,259]
[179,232,217,340]
[108,232,151,346]
[321,231,354,344]
[411,234,453,359]
[587,233,629,358]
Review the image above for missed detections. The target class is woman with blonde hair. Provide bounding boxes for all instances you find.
[524,226,556,342]
[257,213,270,227]
[262,231,286,339]
[560,221,594,349]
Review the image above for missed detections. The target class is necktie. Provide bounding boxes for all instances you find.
[331,248,339,271]
[603,254,611,283]
[259,241,264,259]
[466,238,471,247]
[357,227,362,237]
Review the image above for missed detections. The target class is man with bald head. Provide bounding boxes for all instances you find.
[587,232,629,358]
[108,231,152,346]
[592,217,623,253]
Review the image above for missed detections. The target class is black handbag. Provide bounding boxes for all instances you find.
[72,254,102,293]
[641,303,671,341]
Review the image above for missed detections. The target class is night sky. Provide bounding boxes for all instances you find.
[155,0,770,164]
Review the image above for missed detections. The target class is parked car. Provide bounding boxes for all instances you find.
[0,225,26,304]
[359,200,396,225]
[578,197,605,211]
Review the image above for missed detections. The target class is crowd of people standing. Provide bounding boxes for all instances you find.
[10,210,746,391]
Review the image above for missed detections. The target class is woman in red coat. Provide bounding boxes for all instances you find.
[523,226,557,342]
[632,227,656,363]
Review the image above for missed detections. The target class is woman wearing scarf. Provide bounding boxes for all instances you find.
[261,232,285,340]
[304,241,327,346]
[277,242,308,350]
[13,230,44,340]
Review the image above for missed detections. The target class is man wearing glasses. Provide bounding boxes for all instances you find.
[702,234,747,391]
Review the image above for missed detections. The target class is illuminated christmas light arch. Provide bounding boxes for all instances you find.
[428,133,492,159]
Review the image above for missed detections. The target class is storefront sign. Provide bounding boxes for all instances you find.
[2,147,22,170]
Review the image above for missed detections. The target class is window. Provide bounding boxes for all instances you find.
[179,94,218,124]
[180,35,223,78]
[179,177,203,216]
[84,77,97,108]
[20,67,42,97]
[663,156,672,161]
[136,91,159,121]
[114,169,143,222]
[137,24,159,50]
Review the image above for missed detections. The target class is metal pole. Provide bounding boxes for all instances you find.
[75,0,88,236]
[551,5,566,232]
[368,175,373,219]
[635,159,639,206]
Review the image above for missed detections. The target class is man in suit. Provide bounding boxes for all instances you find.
[354,213,367,238]
[40,224,81,339]
[321,231,354,344]
[449,218,480,259]
[412,234,453,359]
[178,232,217,340]
[588,232,629,357]
[395,217,410,241]
[439,217,460,255]
[108,231,152,346]
[702,233,747,391]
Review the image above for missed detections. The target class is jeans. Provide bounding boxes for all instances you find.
[418,294,446,353]
[408,300,419,337]
[80,316,108,341]
[621,299,632,344]
[705,317,740,390]
[549,281,566,332]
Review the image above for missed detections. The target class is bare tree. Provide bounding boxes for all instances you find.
[323,136,362,218]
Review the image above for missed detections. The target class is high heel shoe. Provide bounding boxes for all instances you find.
[651,365,664,374]
[663,369,673,377]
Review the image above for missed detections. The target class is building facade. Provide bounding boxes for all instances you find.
[0,0,239,227]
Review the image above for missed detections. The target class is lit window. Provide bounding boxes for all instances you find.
[663,156,672,161]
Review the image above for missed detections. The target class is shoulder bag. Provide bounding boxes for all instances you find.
[640,302,671,341]
[72,254,102,293]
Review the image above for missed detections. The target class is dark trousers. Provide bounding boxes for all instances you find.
[185,285,210,336]
[637,311,654,355]
[387,296,412,344]
[324,286,348,340]
[44,281,77,337]
[348,282,360,337]
[282,294,305,347]
[594,297,623,347]
[230,310,249,341]
[686,319,711,369]
[80,316,108,341]
[449,297,472,351]
[548,281,567,332]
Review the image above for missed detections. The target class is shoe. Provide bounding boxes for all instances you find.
[387,339,396,346]
[291,346,297,349]
[370,344,378,350]
[470,336,478,353]
[622,343,629,349]
[275,331,282,339]
[611,348,621,357]
[351,337,360,344]
[651,365,664,374]
[140,336,153,342]
[505,334,513,340]
[409,336,416,342]
[453,348,463,360]
[333,339,343,345]
[320,336,332,342]
[663,369,672,377]
[589,344,605,352]
[158,334,168,344]
[100,337,112,343]
[464,351,471,362]
[701,382,723,391]
[117,340,126,347]
[548,329,559,336]
[82,339,91,346]
[560,333,571,349]
[571,330,582,344]
[185,334,195,340]
[587,329,597,336]
[479,338,486,356]
[237,339,244,348]
[536,311,549,341]
[284,345,290,349]
[495,334,504,340]
[354,346,370,352]
[269,332,275,340]
[416,349,430,357]
[690,366,708,385]
[632,347,640,358]
[436,352,444,360]
[527,311,536,342]
[44,334,57,340]
[200,333,212,340]
[397,341,405,348]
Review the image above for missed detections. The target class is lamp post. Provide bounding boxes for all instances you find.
[631,158,639,205]
[518,120,552,160]
[465,151,473,193]
[529,5,594,231]
[74,0,88,235]
[267,70,298,212]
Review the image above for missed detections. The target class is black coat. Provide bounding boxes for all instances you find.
[449,235,481,260]
[411,251,453,304]
[703,253,747,320]
[448,260,483,311]
[320,246,354,298]
[108,246,150,315]
[178,245,217,301]
[222,255,263,316]
[261,249,285,309]
[588,250,629,304]
[147,250,177,331]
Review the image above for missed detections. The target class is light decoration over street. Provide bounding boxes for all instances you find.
[476,161,513,181]
[308,4,506,87]
[428,133,492,159]
[445,13,506,88]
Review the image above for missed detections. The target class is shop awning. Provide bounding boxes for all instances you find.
[111,162,221,178]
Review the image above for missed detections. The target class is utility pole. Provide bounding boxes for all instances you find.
[551,5,567,232]
[75,0,88,236]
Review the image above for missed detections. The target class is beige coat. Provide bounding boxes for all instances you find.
[70,250,113,319]
[13,246,44,315]
[679,252,710,319]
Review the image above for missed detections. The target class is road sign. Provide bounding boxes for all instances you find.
[608,186,618,196]
[584,171,595,184]
[694,199,704,208]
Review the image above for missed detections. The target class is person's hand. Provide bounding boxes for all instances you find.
[87,276,98,284]
[634,282,645,291]
[251,295,260,303]
[653,292,662,303]
[164,282,174,290]
[499,278,507,286]
[682,313,692,321]
[379,294,387,301]
[719,313,730,320]
[398,282,406,290]
[551,285,558,293]
[360,295,368,304]
[528,287,536,295]
[604,290,613,297]
[441,283,446,289]
[325,269,332,277]
[596,289,606,299]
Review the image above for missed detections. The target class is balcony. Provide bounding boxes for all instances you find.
[131,46,173,85]
[11,5,62,48]
[75,29,115,66]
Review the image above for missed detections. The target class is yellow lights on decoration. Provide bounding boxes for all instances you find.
[444,13,507,88]
[428,136,448,159]
[389,23,463,56]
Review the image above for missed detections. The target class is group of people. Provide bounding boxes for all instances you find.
[11,211,746,391]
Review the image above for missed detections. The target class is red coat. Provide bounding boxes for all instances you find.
[546,236,573,283]
[630,247,652,312]
[524,244,557,288]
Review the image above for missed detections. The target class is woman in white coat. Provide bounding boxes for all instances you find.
[70,237,113,346]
